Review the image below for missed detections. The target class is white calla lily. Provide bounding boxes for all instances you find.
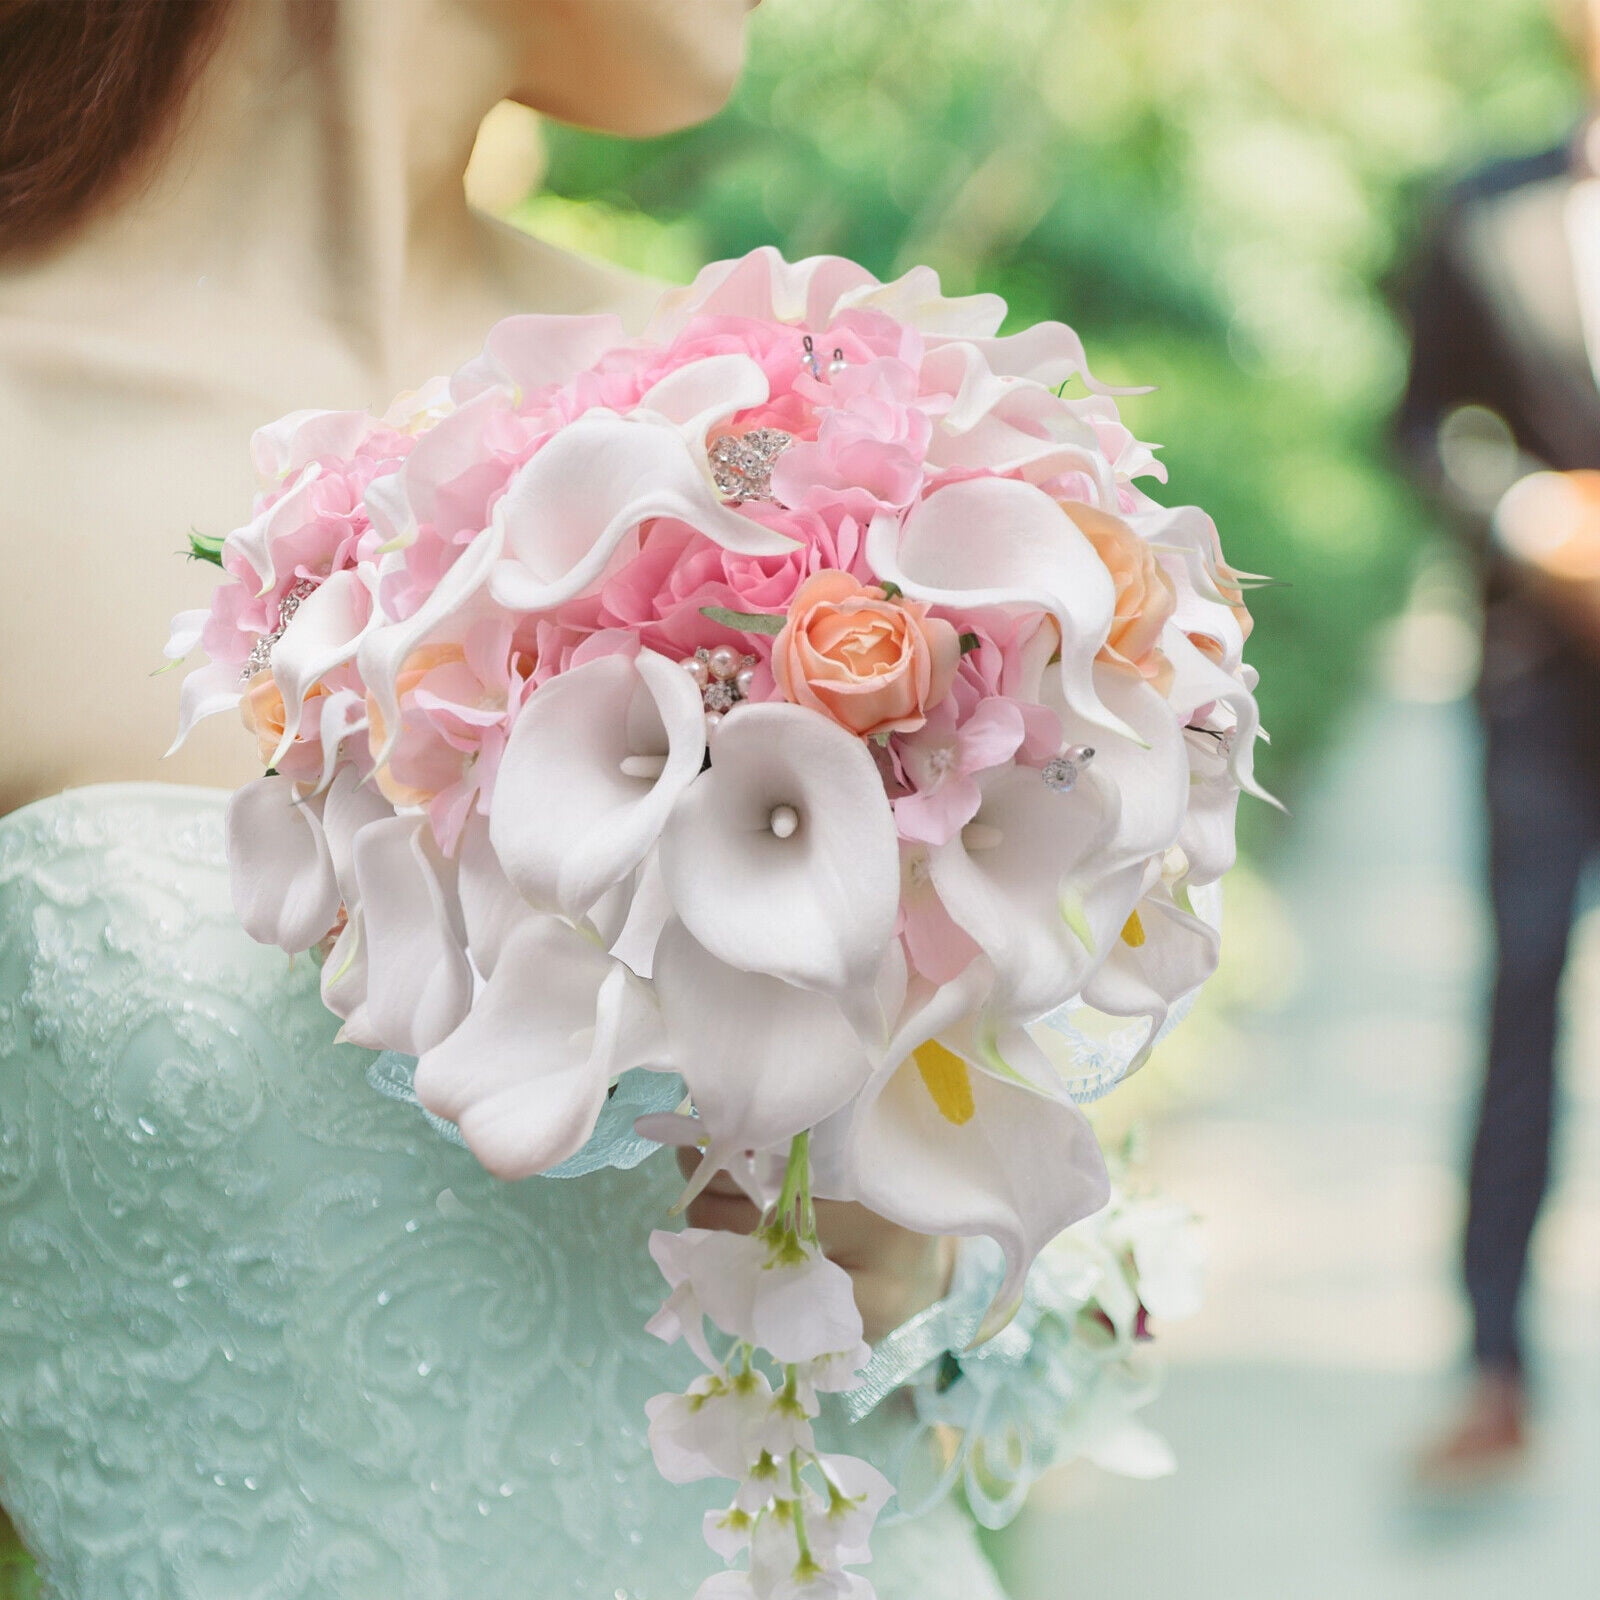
[838,262,1006,337]
[488,410,797,616]
[491,649,706,920]
[1081,882,1222,1067]
[926,761,1141,1026]
[924,322,1147,397]
[224,774,339,953]
[250,409,375,484]
[265,569,375,763]
[455,813,529,980]
[414,913,662,1179]
[163,608,209,662]
[449,312,627,404]
[658,702,899,998]
[351,814,472,1056]
[166,659,243,754]
[644,247,878,338]
[868,479,1128,738]
[653,919,876,1160]
[847,967,1110,1334]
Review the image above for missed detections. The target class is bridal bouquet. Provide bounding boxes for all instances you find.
[167,248,1260,1597]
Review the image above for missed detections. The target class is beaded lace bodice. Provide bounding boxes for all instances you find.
[0,785,1005,1600]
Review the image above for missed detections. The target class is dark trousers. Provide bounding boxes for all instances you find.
[1466,647,1600,1371]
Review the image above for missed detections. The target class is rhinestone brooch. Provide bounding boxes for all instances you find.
[681,645,758,731]
[707,429,794,503]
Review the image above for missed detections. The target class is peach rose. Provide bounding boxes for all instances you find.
[240,670,327,770]
[772,570,959,738]
[1066,502,1178,690]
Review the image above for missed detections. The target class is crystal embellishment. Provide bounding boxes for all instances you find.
[707,429,794,503]
[239,578,317,682]
[1042,745,1095,793]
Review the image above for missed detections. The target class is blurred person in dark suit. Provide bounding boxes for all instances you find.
[1397,0,1600,1485]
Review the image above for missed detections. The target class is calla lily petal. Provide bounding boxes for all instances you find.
[653,919,875,1158]
[491,648,707,919]
[225,774,339,953]
[644,247,878,338]
[658,702,899,997]
[163,608,209,662]
[267,569,375,763]
[838,263,1006,337]
[489,414,797,616]
[637,352,771,437]
[868,479,1127,739]
[456,812,529,980]
[320,908,375,1044]
[415,914,661,1179]
[352,815,472,1056]
[250,409,375,483]
[167,660,243,754]
[450,312,627,404]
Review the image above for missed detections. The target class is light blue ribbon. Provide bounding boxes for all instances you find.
[845,1236,1011,1423]
[366,1052,686,1178]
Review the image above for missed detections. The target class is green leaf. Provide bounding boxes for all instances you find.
[958,631,981,655]
[877,580,903,600]
[187,530,226,567]
[699,605,786,635]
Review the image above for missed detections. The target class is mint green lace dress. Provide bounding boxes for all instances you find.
[0,785,1009,1600]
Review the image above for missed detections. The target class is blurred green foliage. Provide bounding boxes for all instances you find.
[516,0,1582,848]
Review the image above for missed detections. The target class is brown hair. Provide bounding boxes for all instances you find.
[0,0,233,257]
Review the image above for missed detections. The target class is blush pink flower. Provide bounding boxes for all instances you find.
[897,842,980,985]
[366,617,532,852]
[772,571,959,739]
[892,696,1055,848]
[770,357,931,516]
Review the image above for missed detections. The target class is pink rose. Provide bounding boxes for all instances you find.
[772,570,959,738]
[1067,502,1178,689]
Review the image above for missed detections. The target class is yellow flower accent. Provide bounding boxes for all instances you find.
[913,1040,976,1126]
[1121,909,1147,948]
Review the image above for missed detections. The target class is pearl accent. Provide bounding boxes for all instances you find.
[734,666,756,698]
[681,656,710,689]
[704,711,724,734]
[707,646,741,682]
[769,805,800,840]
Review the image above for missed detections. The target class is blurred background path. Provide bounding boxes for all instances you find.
[991,584,1600,1599]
